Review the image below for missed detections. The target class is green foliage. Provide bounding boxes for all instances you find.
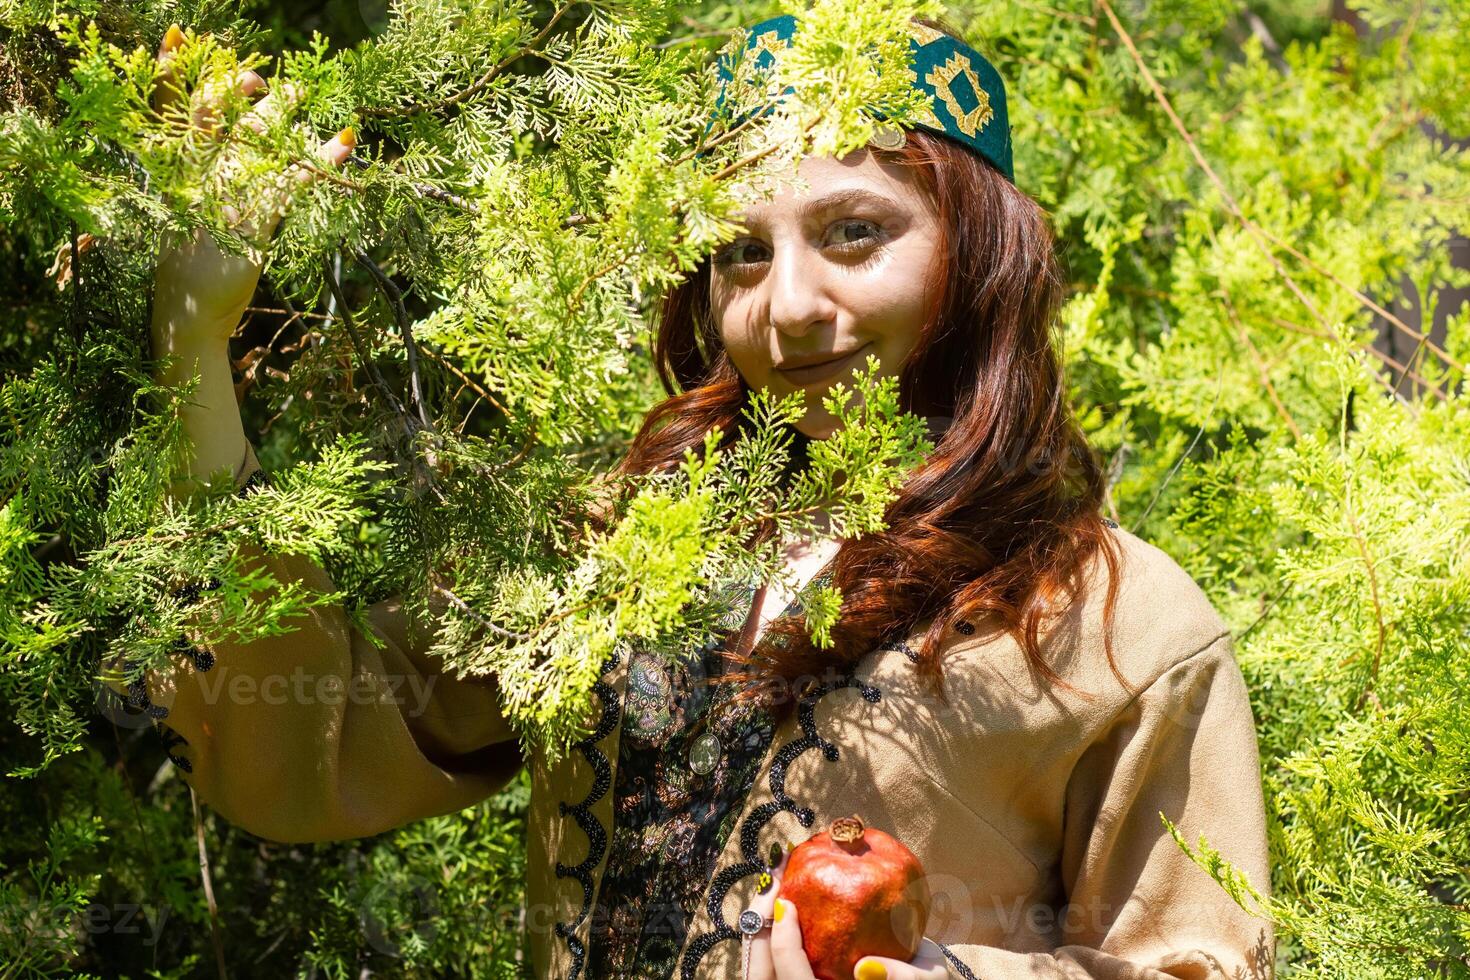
[1,0,1468,976]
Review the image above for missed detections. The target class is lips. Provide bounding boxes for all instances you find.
[774,343,874,386]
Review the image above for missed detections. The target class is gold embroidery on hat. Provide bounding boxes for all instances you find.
[903,64,944,130]
[926,52,993,137]
[907,22,946,45]
[751,29,785,66]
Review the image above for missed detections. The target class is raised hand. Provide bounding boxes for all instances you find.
[150,24,354,344]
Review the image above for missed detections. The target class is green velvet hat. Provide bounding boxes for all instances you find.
[704,13,1014,183]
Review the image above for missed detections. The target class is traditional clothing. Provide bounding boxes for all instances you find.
[109,443,1274,979]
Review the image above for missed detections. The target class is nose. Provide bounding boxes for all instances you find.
[766,236,836,340]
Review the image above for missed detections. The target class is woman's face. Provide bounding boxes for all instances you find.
[709,149,944,439]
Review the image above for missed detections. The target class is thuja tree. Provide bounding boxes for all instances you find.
[0,1,1467,978]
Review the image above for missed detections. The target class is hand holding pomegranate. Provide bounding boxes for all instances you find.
[745,816,950,980]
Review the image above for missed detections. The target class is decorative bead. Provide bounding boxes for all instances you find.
[688,731,721,775]
[738,908,768,936]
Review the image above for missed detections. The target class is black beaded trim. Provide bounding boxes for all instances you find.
[120,655,171,720]
[936,940,982,979]
[159,723,193,773]
[237,468,269,496]
[1101,516,1119,529]
[880,637,921,664]
[955,619,975,636]
[552,650,623,980]
[679,674,882,979]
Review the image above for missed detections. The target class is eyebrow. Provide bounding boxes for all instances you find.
[739,188,903,227]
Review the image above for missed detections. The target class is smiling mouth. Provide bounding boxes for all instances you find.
[774,343,874,386]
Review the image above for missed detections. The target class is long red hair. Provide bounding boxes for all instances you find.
[618,19,1127,717]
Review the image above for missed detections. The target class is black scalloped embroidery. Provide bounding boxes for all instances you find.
[880,637,921,664]
[936,940,981,978]
[159,723,193,773]
[237,468,269,496]
[679,674,882,979]
[169,634,215,672]
[119,656,171,720]
[553,650,623,980]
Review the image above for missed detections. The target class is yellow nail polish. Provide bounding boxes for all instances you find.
[337,126,356,148]
[855,961,888,980]
[163,24,185,52]
[773,899,786,923]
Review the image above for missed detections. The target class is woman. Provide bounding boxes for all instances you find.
[125,13,1273,980]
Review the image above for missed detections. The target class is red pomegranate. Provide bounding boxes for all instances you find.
[778,815,931,980]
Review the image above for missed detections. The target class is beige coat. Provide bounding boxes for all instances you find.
[113,444,1274,979]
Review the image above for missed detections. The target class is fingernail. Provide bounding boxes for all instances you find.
[855,961,888,980]
[773,899,787,923]
[163,24,185,52]
[336,126,356,148]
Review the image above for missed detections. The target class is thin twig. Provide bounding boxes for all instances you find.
[321,256,416,443]
[431,579,530,640]
[419,342,511,417]
[346,153,596,229]
[350,248,436,436]
[1208,258,1302,439]
[191,788,229,980]
[1237,582,1292,644]
[1248,219,1465,378]
[1267,315,1448,399]
[346,155,481,213]
[1130,364,1225,532]
[243,306,333,321]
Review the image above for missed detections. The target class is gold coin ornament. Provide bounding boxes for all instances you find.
[869,123,906,151]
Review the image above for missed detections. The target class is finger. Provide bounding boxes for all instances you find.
[192,67,267,134]
[769,898,816,980]
[237,126,355,246]
[228,80,308,238]
[744,847,789,980]
[152,23,187,115]
[317,126,356,169]
[236,78,303,138]
[853,941,951,980]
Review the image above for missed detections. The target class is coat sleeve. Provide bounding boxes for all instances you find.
[102,442,523,844]
[936,633,1275,980]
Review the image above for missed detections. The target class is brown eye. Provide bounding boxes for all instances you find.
[828,219,883,250]
[714,240,769,267]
